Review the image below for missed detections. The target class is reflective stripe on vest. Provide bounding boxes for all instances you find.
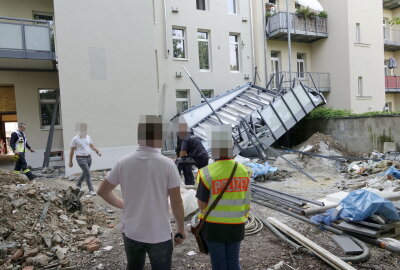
[198,161,250,224]
[15,131,26,152]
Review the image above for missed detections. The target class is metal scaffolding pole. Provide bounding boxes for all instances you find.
[286,0,293,84]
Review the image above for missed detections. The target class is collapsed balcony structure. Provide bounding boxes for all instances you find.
[171,78,326,159]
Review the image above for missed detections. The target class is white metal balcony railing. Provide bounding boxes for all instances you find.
[0,16,54,60]
[384,27,400,51]
[266,12,328,41]
[270,72,331,92]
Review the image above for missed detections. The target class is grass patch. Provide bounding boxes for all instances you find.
[305,107,400,120]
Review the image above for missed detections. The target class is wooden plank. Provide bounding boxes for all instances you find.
[267,217,357,270]
[331,235,363,255]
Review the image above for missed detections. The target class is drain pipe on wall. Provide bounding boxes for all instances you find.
[249,0,255,83]
[163,0,169,58]
[262,0,269,87]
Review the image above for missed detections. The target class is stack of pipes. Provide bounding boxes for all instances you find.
[251,183,324,215]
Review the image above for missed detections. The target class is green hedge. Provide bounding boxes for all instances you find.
[305,107,400,120]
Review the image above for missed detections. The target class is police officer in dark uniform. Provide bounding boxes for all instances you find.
[10,123,37,180]
[176,120,209,185]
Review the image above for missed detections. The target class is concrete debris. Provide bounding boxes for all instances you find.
[0,169,109,268]
[267,261,285,270]
[11,198,28,208]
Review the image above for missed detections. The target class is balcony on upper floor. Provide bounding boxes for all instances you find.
[385,75,400,92]
[266,12,328,43]
[384,27,400,51]
[383,0,400,10]
[0,16,55,71]
[270,71,331,93]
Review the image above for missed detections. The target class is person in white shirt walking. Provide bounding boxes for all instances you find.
[69,123,101,196]
[98,115,185,270]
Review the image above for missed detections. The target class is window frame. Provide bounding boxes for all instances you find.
[270,51,281,89]
[172,27,187,60]
[198,30,211,71]
[200,89,214,103]
[176,90,190,113]
[38,88,62,129]
[296,53,306,80]
[196,0,208,11]
[229,34,240,72]
[357,76,363,96]
[356,23,361,43]
[227,0,237,15]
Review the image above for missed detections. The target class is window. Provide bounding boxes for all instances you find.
[201,89,214,103]
[197,0,207,10]
[297,53,306,79]
[228,0,237,14]
[385,102,393,112]
[38,89,61,128]
[383,19,389,40]
[384,59,391,76]
[176,90,190,113]
[356,23,361,43]
[198,31,210,70]
[271,51,281,88]
[172,28,186,59]
[295,3,301,9]
[33,12,54,22]
[357,77,363,96]
[229,34,240,71]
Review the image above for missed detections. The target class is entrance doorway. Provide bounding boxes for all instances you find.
[0,86,17,154]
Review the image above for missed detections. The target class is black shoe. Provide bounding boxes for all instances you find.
[26,172,37,180]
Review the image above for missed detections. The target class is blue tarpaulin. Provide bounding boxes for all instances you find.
[245,162,277,179]
[311,190,400,226]
[382,166,400,179]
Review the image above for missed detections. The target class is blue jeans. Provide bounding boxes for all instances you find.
[123,234,173,270]
[206,240,241,270]
[76,155,93,191]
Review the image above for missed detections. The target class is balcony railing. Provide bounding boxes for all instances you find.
[266,12,328,43]
[384,27,400,51]
[0,16,54,60]
[270,72,331,92]
[383,0,400,10]
[385,76,400,92]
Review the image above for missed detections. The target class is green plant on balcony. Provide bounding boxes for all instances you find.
[318,11,328,18]
[265,3,276,19]
[296,7,311,19]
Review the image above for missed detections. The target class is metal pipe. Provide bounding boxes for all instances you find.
[252,186,306,207]
[163,0,169,58]
[252,192,306,213]
[182,65,223,125]
[252,183,325,206]
[285,0,292,83]
[252,198,304,216]
[0,16,49,24]
[262,0,269,87]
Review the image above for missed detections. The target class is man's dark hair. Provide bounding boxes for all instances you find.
[138,115,163,147]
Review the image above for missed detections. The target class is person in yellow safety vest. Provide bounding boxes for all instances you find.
[195,125,250,270]
[10,123,37,180]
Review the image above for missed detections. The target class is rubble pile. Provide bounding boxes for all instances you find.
[0,169,113,270]
[296,132,359,157]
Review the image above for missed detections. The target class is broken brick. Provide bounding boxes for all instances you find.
[22,266,34,270]
[11,248,24,261]
[86,243,101,252]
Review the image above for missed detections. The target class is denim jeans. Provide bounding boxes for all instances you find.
[206,240,241,270]
[76,155,93,191]
[123,234,173,270]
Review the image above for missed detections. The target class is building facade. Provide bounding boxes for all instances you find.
[254,0,387,114]
[0,0,398,173]
[0,0,254,174]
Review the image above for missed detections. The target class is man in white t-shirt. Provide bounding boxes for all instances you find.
[69,123,101,196]
[98,115,185,270]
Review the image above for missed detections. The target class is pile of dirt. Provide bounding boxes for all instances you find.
[0,169,29,186]
[0,169,114,269]
[296,132,358,157]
